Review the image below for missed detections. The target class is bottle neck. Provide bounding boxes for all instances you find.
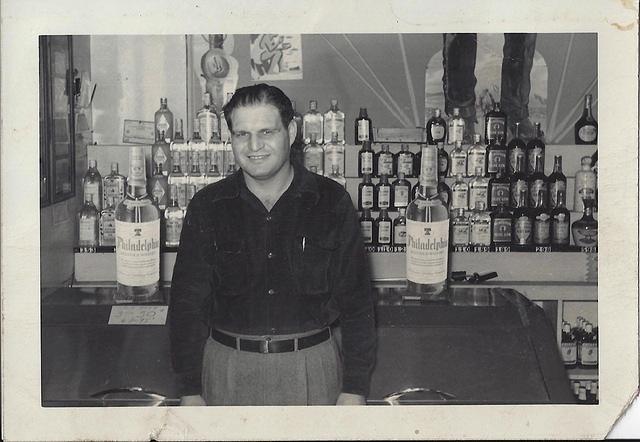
[553,158,563,173]
[583,96,593,118]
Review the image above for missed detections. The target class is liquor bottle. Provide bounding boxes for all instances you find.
[486,136,507,176]
[426,108,447,145]
[291,100,304,147]
[197,92,220,143]
[488,165,510,210]
[359,209,374,245]
[468,166,489,212]
[303,133,324,176]
[451,208,470,247]
[323,98,345,144]
[171,119,188,175]
[447,107,465,145]
[451,173,469,211]
[528,155,548,209]
[393,207,407,246]
[355,107,374,143]
[168,151,187,211]
[303,100,323,144]
[83,159,103,211]
[574,156,597,213]
[324,131,345,178]
[78,193,99,248]
[152,132,171,177]
[572,198,598,247]
[507,122,527,175]
[205,162,222,186]
[99,196,117,247]
[115,146,161,302]
[590,382,599,405]
[510,155,529,209]
[148,164,169,211]
[391,172,411,211]
[189,118,206,179]
[375,175,392,211]
[154,97,174,141]
[448,141,467,177]
[512,190,534,246]
[526,122,545,175]
[207,141,224,182]
[484,101,507,145]
[574,94,598,145]
[491,202,512,247]
[469,201,491,247]
[188,151,207,193]
[396,144,415,178]
[578,387,587,404]
[548,155,567,209]
[406,145,450,299]
[466,134,487,177]
[572,381,581,403]
[413,147,422,179]
[358,174,374,211]
[550,190,571,246]
[164,184,184,248]
[327,164,346,188]
[358,140,374,177]
[374,208,393,246]
[532,190,551,245]
[102,162,126,209]
[219,92,234,143]
[579,322,598,367]
[437,175,451,207]
[186,184,197,209]
[560,322,578,369]
[436,142,449,180]
[375,144,395,178]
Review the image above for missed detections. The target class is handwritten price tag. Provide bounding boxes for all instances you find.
[108,305,168,325]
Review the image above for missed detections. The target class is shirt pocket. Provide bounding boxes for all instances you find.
[298,234,340,296]
[213,239,248,296]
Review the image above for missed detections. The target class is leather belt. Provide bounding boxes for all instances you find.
[211,328,331,354]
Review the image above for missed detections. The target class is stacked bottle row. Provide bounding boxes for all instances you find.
[301,132,347,187]
[572,380,599,404]
[561,317,599,369]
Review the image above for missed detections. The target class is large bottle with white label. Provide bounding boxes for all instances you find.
[115,145,161,302]
[406,145,450,299]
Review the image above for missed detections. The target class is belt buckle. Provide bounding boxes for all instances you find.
[260,337,271,354]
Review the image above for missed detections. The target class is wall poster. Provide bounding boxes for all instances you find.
[249,34,303,81]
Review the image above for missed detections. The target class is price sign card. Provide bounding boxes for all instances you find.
[123,119,155,144]
[108,305,168,325]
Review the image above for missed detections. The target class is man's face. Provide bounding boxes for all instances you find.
[229,103,296,181]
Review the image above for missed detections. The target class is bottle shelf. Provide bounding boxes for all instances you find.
[74,246,180,253]
[566,367,599,380]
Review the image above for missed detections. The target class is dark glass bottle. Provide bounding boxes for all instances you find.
[510,155,528,208]
[358,141,374,177]
[359,209,374,245]
[579,322,598,368]
[374,175,392,211]
[491,202,513,247]
[550,189,571,246]
[358,174,374,211]
[375,144,395,178]
[413,147,422,178]
[574,94,598,145]
[487,136,508,176]
[561,322,578,369]
[484,101,507,145]
[548,155,567,209]
[391,172,411,211]
[528,155,548,209]
[532,190,551,245]
[488,165,510,210]
[355,107,374,144]
[393,207,407,246]
[426,108,447,145]
[437,142,449,179]
[571,198,598,247]
[437,175,451,207]
[507,121,527,175]
[374,208,393,246]
[396,144,415,178]
[526,122,545,175]
[511,190,534,246]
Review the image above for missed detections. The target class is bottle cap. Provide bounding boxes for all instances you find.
[581,156,592,166]
[398,172,405,179]
[111,162,118,171]
[434,108,441,117]
[330,98,338,107]
[473,134,481,143]
[89,160,97,168]
[309,100,317,110]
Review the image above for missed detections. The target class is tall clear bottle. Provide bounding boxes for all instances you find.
[574,156,596,213]
[447,107,465,145]
[303,100,323,144]
[78,194,99,249]
[323,98,345,144]
[99,196,117,247]
[466,134,487,177]
[303,133,324,175]
[83,160,103,211]
[355,107,374,143]
[115,146,161,302]
[406,145,450,299]
[197,92,220,143]
[102,162,126,209]
[154,97,174,141]
[526,122,545,175]
[152,131,171,177]
[164,185,184,248]
[323,132,345,178]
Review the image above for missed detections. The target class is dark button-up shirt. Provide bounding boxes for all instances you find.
[169,161,376,397]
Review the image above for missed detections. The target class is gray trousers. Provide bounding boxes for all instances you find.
[202,330,342,405]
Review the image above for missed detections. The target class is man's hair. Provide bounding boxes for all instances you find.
[222,83,294,132]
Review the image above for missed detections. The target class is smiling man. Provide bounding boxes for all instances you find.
[169,83,376,406]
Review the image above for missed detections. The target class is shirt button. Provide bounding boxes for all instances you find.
[267,252,275,259]
[265,215,272,222]
[267,288,276,296]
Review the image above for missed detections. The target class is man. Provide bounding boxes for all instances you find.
[169,83,376,406]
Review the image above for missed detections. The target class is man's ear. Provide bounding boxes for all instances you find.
[288,119,297,145]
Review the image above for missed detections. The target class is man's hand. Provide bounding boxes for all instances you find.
[336,392,366,405]
[180,395,206,406]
